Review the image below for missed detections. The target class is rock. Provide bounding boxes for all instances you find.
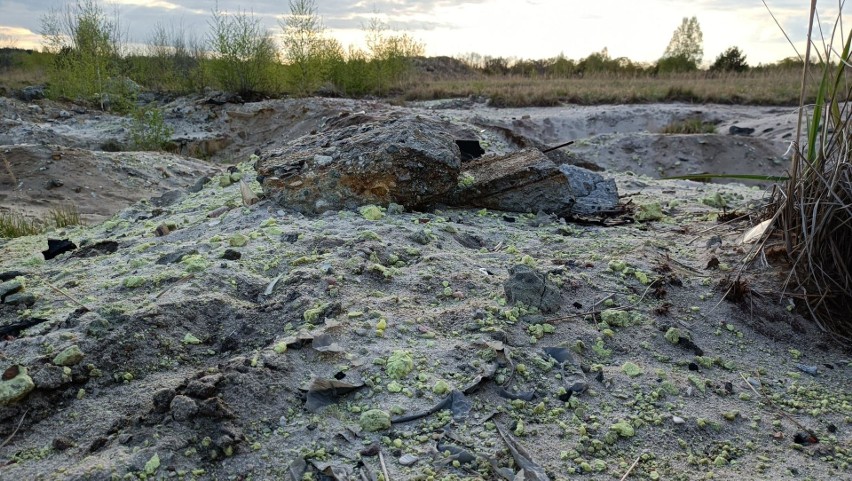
[4,292,35,307]
[222,249,242,260]
[399,454,419,466]
[729,125,755,136]
[449,149,619,216]
[503,264,562,314]
[672,416,686,425]
[152,388,176,412]
[29,365,69,390]
[185,380,217,399]
[0,365,35,406]
[53,345,85,366]
[188,176,211,193]
[256,114,461,214]
[359,409,391,432]
[0,279,23,301]
[17,85,46,102]
[0,271,26,282]
[156,249,198,265]
[170,394,199,421]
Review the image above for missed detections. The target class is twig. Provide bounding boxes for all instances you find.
[40,277,90,312]
[542,140,574,154]
[378,449,391,481]
[0,409,28,449]
[1,152,17,185]
[739,372,817,438]
[619,453,642,481]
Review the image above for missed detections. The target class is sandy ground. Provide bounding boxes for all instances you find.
[1,94,849,481]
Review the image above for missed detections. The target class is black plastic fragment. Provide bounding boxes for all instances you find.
[43,238,77,260]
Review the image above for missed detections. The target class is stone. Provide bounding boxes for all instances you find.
[53,345,85,366]
[503,264,562,314]
[672,416,686,425]
[4,292,35,307]
[399,454,419,466]
[729,125,755,136]
[170,394,198,421]
[0,365,35,406]
[152,388,176,412]
[17,85,45,102]
[0,280,23,302]
[256,114,461,214]
[449,149,619,216]
[359,409,391,432]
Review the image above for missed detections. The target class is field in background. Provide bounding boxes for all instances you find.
[0,48,814,107]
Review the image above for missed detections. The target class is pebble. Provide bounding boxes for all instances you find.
[399,454,419,466]
[795,363,818,376]
[672,416,686,425]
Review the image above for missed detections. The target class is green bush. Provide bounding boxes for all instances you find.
[129,106,173,151]
[710,47,749,73]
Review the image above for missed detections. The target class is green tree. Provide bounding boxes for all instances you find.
[710,46,749,72]
[662,16,703,65]
[40,0,130,110]
[280,0,342,95]
[208,5,279,98]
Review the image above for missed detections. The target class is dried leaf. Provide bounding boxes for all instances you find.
[305,377,364,412]
[312,333,345,353]
[240,180,260,206]
[494,423,551,481]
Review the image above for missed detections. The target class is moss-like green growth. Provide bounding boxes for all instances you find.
[303,303,330,322]
[219,175,233,187]
[608,259,627,272]
[273,342,288,354]
[386,350,414,379]
[0,366,35,406]
[387,381,403,393]
[53,345,85,366]
[601,309,643,327]
[433,380,450,395]
[180,254,209,273]
[359,409,391,432]
[689,375,707,393]
[359,205,385,221]
[229,234,248,247]
[636,202,664,222]
[123,276,146,288]
[622,362,644,377]
[610,420,635,438]
[144,453,160,475]
[702,192,727,209]
[182,333,202,345]
[665,327,684,345]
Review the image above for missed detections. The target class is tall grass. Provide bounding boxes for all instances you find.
[401,69,813,106]
[768,1,852,342]
[0,205,82,238]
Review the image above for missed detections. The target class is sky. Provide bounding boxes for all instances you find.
[0,0,849,66]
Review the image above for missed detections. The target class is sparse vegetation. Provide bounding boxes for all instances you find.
[0,205,82,238]
[661,118,717,134]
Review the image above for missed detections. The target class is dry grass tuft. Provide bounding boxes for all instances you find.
[768,2,852,342]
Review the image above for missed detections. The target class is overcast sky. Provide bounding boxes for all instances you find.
[0,0,848,65]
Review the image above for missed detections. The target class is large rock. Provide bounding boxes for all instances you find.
[255,113,461,214]
[450,149,619,216]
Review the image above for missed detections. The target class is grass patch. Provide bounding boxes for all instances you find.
[661,118,717,134]
[0,205,84,239]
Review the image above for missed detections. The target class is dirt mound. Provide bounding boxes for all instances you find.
[1,144,218,224]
